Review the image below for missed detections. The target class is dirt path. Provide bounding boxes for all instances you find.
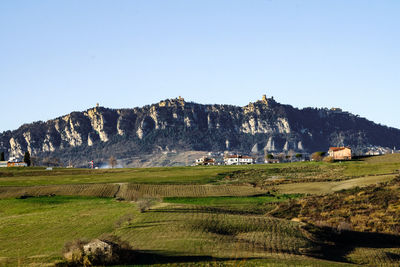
[275,174,396,195]
[113,182,128,198]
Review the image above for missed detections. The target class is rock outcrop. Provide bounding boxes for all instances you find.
[0,96,399,167]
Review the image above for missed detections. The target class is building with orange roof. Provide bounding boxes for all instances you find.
[328,147,352,160]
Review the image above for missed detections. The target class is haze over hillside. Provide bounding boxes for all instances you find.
[0,95,399,167]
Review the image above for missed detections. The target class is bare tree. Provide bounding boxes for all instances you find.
[288,150,296,160]
[136,197,160,213]
[30,156,39,167]
[311,151,326,162]
[109,156,117,168]
[276,153,286,162]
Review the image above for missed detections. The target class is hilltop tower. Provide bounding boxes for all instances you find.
[262,94,267,102]
[261,94,269,106]
[178,96,185,105]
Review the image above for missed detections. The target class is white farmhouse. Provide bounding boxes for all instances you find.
[224,155,255,165]
[195,156,216,166]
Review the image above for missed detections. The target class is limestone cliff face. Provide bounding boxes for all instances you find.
[9,137,23,158]
[0,96,399,166]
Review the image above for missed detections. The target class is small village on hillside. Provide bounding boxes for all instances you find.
[193,145,400,166]
[1,145,399,168]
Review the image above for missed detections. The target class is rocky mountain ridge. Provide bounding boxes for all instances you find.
[1,95,399,167]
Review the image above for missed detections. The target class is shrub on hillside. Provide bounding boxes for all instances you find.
[323,156,334,163]
[136,197,157,213]
[270,176,400,235]
[311,151,326,161]
[61,235,135,266]
[62,238,88,265]
[266,154,274,160]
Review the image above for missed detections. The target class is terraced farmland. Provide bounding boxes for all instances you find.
[0,183,119,199]
[1,154,400,266]
[115,203,329,263]
[1,154,399,187]
[274,174,397,194]
[116,183,268,200]
[0,196,353,267]
[0,183,268,200]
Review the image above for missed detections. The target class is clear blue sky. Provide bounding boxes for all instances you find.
[1,0,399,132]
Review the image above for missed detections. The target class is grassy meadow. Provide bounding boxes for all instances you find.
[0,196,351,267]
[163,194,302,206]
[1,153,400,187]
[0,154,400,266]
[0,196,133,266]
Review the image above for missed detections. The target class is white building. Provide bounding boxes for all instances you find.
[224,155,255,165]
[195,157,216,166]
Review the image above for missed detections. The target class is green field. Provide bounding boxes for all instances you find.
[0,154,399,266]
[164,194,302,205]
[0,166,226,186]
[0,196,133,266]
[0,196,351,267]
[1,154,399,187]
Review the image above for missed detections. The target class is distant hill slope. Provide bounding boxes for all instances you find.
[1,96,399,167]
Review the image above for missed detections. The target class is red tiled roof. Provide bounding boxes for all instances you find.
[329,147,351,152]
[224,155,254,159]
[225,155,240,158]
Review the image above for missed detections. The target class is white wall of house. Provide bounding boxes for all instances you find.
[224,156,254,165]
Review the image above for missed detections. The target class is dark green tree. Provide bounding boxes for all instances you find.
[0,152,4,161]
[24,151,31,167]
